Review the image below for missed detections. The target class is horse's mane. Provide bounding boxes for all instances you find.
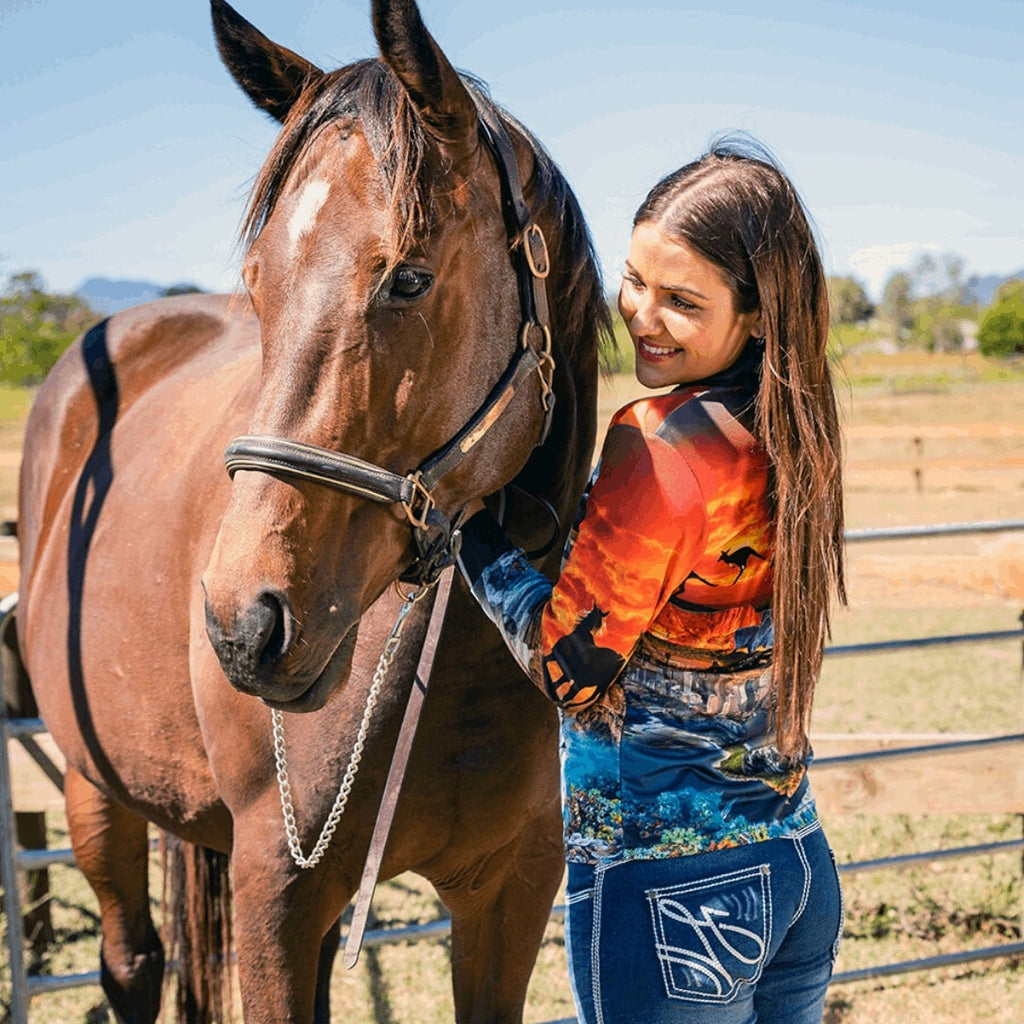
[241,59,613,368]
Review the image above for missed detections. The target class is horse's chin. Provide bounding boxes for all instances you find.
[260,623,360,713]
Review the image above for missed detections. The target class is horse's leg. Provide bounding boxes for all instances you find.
[65,766,164,1024]
[437,815,565,1024]
[230,827,341,1023]
[313,915,341,1024]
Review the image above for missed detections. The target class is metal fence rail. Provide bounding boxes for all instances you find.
[844,518,1024,543]
[3,519,1024,1020]
[831,516,1024,658]
[817,514,1024,984]
[1,592,35,1023]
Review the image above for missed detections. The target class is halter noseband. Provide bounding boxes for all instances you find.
[223,101,556,587]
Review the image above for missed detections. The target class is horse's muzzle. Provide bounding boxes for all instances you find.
[203,587,356,709]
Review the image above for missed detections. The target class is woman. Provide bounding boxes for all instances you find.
[456,138,846,1023]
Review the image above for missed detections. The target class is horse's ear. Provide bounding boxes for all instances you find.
[372,0,478,154]
[211,0,323,123]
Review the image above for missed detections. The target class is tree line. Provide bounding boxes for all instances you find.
[827,252,1024,358]
[0,272,205,386]
[2,261,1023,389]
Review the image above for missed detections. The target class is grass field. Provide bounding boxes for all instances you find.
[3,349,1024,1022]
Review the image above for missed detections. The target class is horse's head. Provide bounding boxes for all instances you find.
[578,604,608,632]
[201,0,606,709]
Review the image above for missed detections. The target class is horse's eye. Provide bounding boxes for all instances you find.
[387,266,433,301]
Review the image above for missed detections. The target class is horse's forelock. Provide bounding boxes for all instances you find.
[240,59,426,268]
[240,59,611,365]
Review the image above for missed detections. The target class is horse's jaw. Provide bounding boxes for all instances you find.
[258,623,360,713]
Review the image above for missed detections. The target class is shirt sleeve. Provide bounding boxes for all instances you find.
[456,405,709,710]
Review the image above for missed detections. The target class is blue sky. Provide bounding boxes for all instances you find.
[2,0,1021,301]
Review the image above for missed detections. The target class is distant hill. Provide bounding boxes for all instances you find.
[75,277,205,315]
[966,269,1024,306]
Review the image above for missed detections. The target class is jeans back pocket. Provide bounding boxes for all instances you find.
[646,863,772,1003]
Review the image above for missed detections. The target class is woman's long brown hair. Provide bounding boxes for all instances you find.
[635,138,846,758]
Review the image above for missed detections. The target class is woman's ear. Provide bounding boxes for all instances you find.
[750,311,765,340]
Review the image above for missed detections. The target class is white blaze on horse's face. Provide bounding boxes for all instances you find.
[287,178,332,256]
[394,367,417,418]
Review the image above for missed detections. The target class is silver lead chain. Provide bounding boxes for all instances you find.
[273,588,425,869]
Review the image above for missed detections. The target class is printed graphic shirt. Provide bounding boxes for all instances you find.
[457,343,818,864]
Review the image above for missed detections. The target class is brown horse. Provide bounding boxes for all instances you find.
[15,1,608,1021]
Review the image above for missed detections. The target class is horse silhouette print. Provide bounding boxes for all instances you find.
[542,604,624,706]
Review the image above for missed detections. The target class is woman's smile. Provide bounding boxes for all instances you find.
[636,337,681,361]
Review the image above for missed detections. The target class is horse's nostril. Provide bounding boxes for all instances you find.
[257,589,292,667]
[204,587,294,686]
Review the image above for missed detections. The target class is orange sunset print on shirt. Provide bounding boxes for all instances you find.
[538,383,775,709]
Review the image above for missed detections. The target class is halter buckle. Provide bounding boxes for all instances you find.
[402,472,436,531]
[537,349,556,409]
[519,320,552,353]
[522,224,550,280]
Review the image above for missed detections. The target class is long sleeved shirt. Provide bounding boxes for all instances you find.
[457,343,818,863]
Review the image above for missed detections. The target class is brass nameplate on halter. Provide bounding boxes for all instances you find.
[459,388,517,454]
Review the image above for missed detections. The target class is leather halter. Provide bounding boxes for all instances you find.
[223,100,556,586]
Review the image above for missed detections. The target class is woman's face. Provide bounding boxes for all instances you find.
[618,220,762,389]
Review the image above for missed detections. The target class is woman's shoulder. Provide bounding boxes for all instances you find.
[612,381,755,448]
[610,386,704,433]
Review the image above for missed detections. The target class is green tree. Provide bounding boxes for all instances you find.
[899,251,977,351]
[880,271,914,342]
[977,279,1024,357]
[939,253,968,305]
[910,307,964,353]
[162,283,206,297]
[0,271,98,385]
[912,251,970,305]
[827,276,873,324]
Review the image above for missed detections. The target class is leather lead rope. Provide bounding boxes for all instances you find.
[343,565,455,968]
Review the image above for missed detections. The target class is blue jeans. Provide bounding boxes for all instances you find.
[564,822,843,1024]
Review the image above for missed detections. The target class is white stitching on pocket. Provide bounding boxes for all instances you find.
[565,888,594,907]
[792,833,812,925]
[593,867,607,1024]
[828,848,845,963]
[646,864,772,1004]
